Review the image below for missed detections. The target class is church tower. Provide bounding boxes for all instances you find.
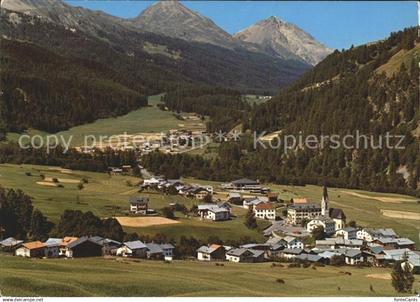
[321,183,329,217]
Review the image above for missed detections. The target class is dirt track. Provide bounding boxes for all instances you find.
[116,216,180,227]
[381,210,420,220]
[341,191,415,204]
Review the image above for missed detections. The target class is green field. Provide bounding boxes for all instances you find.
[0,163,419,245]
[0,164,265,242]
[1,255,414,297]
[6,95,206,146]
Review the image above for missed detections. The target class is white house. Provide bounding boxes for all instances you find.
[197,204,230,221]
[357,228,397,242]
[335,227,357,240]
[15,241,46,258]
[44,238,62,258]
[129,196,149,215]
[145,243,174,261]
[197,244,226,261]
[243,197,265,209]
[307,216,336,235]
[344,249,363,265]
[254,203,276,220]
[281,236,304,249]
[116,241,148,258]
[225,248,265,263]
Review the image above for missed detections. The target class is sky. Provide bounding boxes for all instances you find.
[65,1,418,50]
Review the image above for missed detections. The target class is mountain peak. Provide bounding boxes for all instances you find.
[265,16,284,24]
[131,0,236,48]
[234,17,332,65]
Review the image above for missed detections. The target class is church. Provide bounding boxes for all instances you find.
[306,184,346,234]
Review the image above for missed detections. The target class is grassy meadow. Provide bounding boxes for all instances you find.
[6,95,206,146]
[0,164,265,242]
[1,254,414,297]
[1,163,418,245]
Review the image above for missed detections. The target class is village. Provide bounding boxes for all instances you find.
[2,176,419,274]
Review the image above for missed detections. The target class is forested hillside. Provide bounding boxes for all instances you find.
[0,6,308,135]
[0,38,147,133]
[162,85,249,132]
[143,28,420,196]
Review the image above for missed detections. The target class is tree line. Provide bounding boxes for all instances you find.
[0,142,138,173]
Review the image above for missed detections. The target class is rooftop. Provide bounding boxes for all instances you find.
[22,241,45,250]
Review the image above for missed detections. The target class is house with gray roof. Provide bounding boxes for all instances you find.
[335,227,357,240]
[295,253,323,263]
[64,237,103,258]
[0,237,23,252]
[197,244,226,261]
[43,238,62,258]
[129,196,149,215]
[145,243,175,261]
[116,240,148,258]
[226,248,265,263]
[197,204,230,221]
[280,248,304,259]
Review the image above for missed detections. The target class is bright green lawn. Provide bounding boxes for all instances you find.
[6,95,206,146]
[1,255,414,297]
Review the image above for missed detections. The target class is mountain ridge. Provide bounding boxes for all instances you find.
[234,16,332,65]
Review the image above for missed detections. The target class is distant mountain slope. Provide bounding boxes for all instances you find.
[234,16,332,66]
[0,0,310,93]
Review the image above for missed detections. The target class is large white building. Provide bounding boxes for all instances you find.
[254,203,276,220]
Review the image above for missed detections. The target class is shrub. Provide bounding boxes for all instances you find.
[25,172,32,176]
[81,178,88,184]
[276,278,285,284]
[161,207,175,219]
[77,183,84,190]
[52,178,59,183]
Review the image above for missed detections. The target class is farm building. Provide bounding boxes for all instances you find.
[15,241,46,258]
[65,237,103,258]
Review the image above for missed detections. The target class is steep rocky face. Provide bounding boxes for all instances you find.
[234,16,332,65]
[131,0,238,48]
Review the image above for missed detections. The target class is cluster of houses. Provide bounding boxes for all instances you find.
[221,178,270,194]
[0,236,174,261]
[141,177,213,200]
[195,229,419,272]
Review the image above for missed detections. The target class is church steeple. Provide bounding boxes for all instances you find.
[321,182,329,217]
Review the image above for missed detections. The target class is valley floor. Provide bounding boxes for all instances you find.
[0,255,416,297]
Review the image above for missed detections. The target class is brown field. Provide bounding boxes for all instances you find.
[116,216,181,227]
[36,181,58,187]
[381,210,420,220]
[44,177,80,184]
[341,191,415,203]
[366,273,391,280]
